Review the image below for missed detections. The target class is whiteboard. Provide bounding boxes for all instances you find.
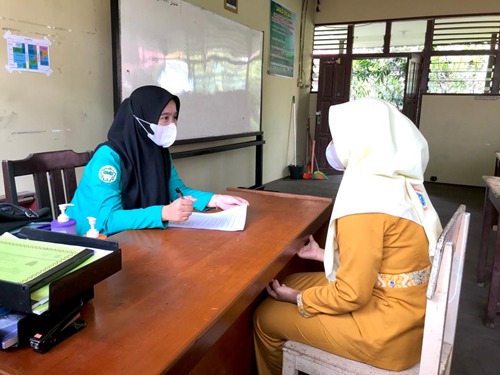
[113,0,263,141]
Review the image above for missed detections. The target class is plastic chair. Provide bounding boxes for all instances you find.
[282,204,470,375]
[2,150,93,218]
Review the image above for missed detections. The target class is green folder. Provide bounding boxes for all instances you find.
[0,237,94,292]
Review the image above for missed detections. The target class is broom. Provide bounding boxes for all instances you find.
[303,118,313,179]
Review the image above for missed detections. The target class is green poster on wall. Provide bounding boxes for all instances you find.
[269,0,296,78]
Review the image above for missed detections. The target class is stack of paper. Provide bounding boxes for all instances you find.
[169,204,248,231]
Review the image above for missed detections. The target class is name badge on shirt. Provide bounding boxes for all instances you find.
[414,189,428,211]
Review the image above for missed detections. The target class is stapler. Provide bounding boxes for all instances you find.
[29,301,86,353]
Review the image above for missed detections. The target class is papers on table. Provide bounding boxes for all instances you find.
[29,247,114,315]
[169,204,248,231]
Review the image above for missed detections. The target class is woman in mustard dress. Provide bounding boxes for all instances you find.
[253,98,442,375]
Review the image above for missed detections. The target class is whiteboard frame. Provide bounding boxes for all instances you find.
[110,0,264,145]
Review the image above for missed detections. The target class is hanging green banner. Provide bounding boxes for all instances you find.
[269,0,296,78]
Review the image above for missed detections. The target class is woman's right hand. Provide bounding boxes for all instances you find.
[297,235,325,262]
[162,196,197,222]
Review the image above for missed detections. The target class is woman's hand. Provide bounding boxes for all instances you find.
[266,279,299,304]
[297,235,325,262]
[162,196,197,222]
[209,194,249,210]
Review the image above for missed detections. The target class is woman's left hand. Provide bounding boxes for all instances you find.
[210,194,249,210]
[266,279,300,304]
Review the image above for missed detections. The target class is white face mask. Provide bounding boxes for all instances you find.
[134,116,177,148]
[326,142,345,171]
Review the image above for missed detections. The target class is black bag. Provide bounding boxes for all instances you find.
[0,203,52,233]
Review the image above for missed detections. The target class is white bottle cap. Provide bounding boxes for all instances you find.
[57,203,74,223]
[86,216,99,238]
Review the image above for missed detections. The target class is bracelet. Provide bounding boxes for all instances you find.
[296,292,313,318]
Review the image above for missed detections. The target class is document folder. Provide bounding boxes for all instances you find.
[0,228,121,314]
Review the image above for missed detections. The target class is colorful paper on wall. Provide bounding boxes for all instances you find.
[4,31,52,75]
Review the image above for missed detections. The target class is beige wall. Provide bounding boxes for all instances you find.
[0,0,315,196]
[2,0,497,197]
[312,0,500,187]
[0,0,113,195]
[420,95,500,186]
[186,0,315,189]
[316,0,500,24]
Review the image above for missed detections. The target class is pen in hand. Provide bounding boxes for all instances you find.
[175,188,185,199]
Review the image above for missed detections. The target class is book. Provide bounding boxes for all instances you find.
[0,236,94,292]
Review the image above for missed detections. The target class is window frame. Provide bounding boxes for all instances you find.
[311,14,500,96]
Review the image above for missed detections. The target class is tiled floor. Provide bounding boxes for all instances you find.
[263,175,500,375]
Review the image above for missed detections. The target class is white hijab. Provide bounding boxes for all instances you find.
[324,98,442,281]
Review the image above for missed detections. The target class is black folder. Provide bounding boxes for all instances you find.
[26,248,94,293]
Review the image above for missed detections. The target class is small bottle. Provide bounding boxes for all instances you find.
[50,203,77,235]
[85,216,107,239]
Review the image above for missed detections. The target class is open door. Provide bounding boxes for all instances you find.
[402,53,422,125]
[314,56,351,175]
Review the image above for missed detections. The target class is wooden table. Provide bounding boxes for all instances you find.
[0,188,332,374]
[478,176,500,327]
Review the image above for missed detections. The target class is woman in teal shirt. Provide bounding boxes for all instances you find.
[68,85,248,236]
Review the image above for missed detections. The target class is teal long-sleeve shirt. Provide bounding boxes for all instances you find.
[66,145,215,236]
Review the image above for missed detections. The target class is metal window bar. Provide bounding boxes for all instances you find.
[311,15,500,94]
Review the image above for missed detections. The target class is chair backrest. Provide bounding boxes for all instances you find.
[419,204,470,375]
[2,150,93,218]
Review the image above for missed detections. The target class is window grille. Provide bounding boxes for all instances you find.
[432,16,500,51]
[311,15,500,94]
[427,16,500,93]
[313,25,349,55]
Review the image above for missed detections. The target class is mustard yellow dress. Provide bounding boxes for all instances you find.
[253,213,431,375]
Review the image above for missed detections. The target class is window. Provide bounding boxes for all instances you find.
[428,55,493,94]
[351,57,407,109]
[390,20,426,53]
[313,25,349,55]
[311,14,500,95]
[311,58,320,92]
[353,22,385,53]
[427,16,500,94]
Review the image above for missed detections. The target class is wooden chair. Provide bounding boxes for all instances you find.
[2,150,93,218]
[282,204,470,375]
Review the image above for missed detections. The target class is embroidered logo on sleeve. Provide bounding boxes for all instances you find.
[98,166,117,183]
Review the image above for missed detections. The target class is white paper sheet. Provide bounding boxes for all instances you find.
[169,204,248,231]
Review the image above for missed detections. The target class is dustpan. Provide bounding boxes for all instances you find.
[304,139,328,180]
[313,170,328,180]
[312,145,328,180]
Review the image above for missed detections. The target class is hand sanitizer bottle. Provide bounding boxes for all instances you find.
[50,203,77,235]
[85,216,107,239]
